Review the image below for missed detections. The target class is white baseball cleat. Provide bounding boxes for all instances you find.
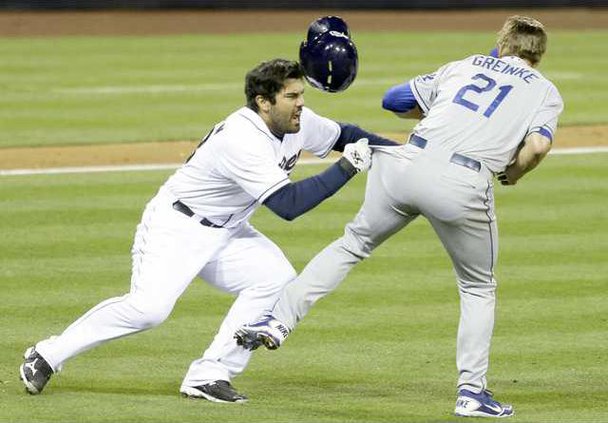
[454,389,514,418]
[234,315,290,351]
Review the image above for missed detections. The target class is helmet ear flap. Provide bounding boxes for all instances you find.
[299,31,358,93]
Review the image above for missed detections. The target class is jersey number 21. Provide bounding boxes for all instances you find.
[452,73,513,118]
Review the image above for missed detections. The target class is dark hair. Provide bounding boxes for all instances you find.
[245,59,305,112]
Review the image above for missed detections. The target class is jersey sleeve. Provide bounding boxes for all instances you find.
[409,61,457,114]
[526,83,564,143]
[217,132,290,203]
[382,81,419,113]
[299,107,341,158]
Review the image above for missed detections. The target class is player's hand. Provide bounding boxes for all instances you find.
[342,138,372,173]
[496,171,516,186]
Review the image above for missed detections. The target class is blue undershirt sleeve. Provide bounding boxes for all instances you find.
[263,159,355,221]
[382,81,419,113]
[332,123,399,152]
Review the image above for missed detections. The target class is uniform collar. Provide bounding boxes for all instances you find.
[502,55,532,68]
[238,107,283,143]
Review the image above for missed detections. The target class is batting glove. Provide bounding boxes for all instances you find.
[340,138,372,175]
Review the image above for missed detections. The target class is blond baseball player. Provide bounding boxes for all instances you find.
[19,57,398,402]
[236,16,563,417]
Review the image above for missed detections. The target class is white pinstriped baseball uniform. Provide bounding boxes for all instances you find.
[270,54,563,392]
[35,106,341,387]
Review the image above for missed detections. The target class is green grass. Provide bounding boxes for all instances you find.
[1,154,607,422]
[1,30,607,148]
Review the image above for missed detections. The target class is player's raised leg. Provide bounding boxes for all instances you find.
[236,151,415,350]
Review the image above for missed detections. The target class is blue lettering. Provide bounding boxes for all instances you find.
[491,59,506,72]
[279,151,301,173]
[472,56,538,84]
[513,68,528,79]
[501,65,519,76]
[482,57,495,69]
[523,73,539,84]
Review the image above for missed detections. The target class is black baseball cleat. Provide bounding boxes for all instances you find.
[180,380,248,403]
[19,346,54,395]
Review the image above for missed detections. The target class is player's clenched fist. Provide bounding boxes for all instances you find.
[340,138,372,174]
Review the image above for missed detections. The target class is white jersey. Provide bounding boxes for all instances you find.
[410,54,564,172]
[162,106,340,228]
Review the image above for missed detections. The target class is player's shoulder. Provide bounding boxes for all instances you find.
[535,71,560,92]
[226,107,264,130]
[524,66,563,105]
[296,107,340,138]
[219,107,276,151]
[299,106,338,130]
[225,107,273,139]
[414,57,465,83]
[300,106,325,121]
[541,78,564,109]
[461,54,482,63]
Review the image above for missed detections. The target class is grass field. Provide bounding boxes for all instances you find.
[1,154,607,422]
[1,30,607,147]
[1,21,608,423]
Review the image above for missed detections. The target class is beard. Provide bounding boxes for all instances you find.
[269,109,301,136]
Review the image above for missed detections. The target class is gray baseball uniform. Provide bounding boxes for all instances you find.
[271,54,563,392]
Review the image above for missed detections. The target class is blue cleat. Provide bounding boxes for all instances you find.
[234,316,290,351]
[454,389,514,418]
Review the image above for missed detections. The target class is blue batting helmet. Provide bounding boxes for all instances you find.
[299,31,358,93]
[306,15,350,43]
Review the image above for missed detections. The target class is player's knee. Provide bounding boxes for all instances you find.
[457,278,497,298]
[139,308,171,329]
[342,225,374,258]
[261,265,297,294]
[127,296,173,329]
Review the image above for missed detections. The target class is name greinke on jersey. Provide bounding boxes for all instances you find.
[471,55,539,84]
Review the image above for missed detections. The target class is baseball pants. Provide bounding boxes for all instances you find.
[273,143,498,393]
[36,187,296,386]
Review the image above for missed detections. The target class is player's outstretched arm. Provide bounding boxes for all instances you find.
[264,139,371,221]
[331,123,400,151]
[497,132,552,185]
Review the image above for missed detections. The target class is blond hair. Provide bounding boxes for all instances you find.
[497,16,547,66]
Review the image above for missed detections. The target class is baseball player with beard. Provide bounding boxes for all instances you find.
[19,58,398,402]
[236,16,563,417]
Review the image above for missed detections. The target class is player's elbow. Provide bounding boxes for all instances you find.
[264,195,299,221]
[533,139,551,157]
[273,209,298,221]
[526,134,552,159]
